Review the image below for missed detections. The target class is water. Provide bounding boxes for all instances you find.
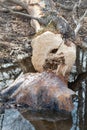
[22,93,87,130]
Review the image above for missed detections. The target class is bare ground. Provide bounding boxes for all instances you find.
[0,4,35,64]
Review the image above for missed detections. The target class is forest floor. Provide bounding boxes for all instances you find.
[0,3,35,64]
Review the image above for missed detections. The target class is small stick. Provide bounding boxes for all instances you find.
[56,3,73,11]
[75,9,87,36]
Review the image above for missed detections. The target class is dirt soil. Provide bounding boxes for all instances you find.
[0,3,35,65]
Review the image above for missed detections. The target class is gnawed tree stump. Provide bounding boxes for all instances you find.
[31,31,76,82]
[1,72,75,112]
[0,31,76,112]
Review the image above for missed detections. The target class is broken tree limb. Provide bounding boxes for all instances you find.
[2,0,46,32]
[74,9,87,36]
[1,71,75,112]
[0,3,43,23]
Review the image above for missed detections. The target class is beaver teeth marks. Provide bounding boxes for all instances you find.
[43,52,65,71]
[50,48,58,54]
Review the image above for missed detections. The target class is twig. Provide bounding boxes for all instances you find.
[72,2,78,25]
[56,3,73,11]
[79,9,87,23]
[56,1,87,11]
[71,0,87,36]
[75,9,87,36]
[78,0,82,6]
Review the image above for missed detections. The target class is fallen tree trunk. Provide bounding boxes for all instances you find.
[1,71,75,112]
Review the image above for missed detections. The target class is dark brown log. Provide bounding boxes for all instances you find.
[1,71,75,112]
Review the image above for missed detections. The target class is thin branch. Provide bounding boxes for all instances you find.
[56,3,73,11]
[71,0,87,36]
[72,2,78,25]
[75,9,87,36]
[75,23,81,36]
[79,9,87,23]
[78,0,82,6]
[0,3,46,24]
[56,1,87,11]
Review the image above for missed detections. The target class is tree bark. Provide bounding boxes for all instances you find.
[1,71,75,112]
